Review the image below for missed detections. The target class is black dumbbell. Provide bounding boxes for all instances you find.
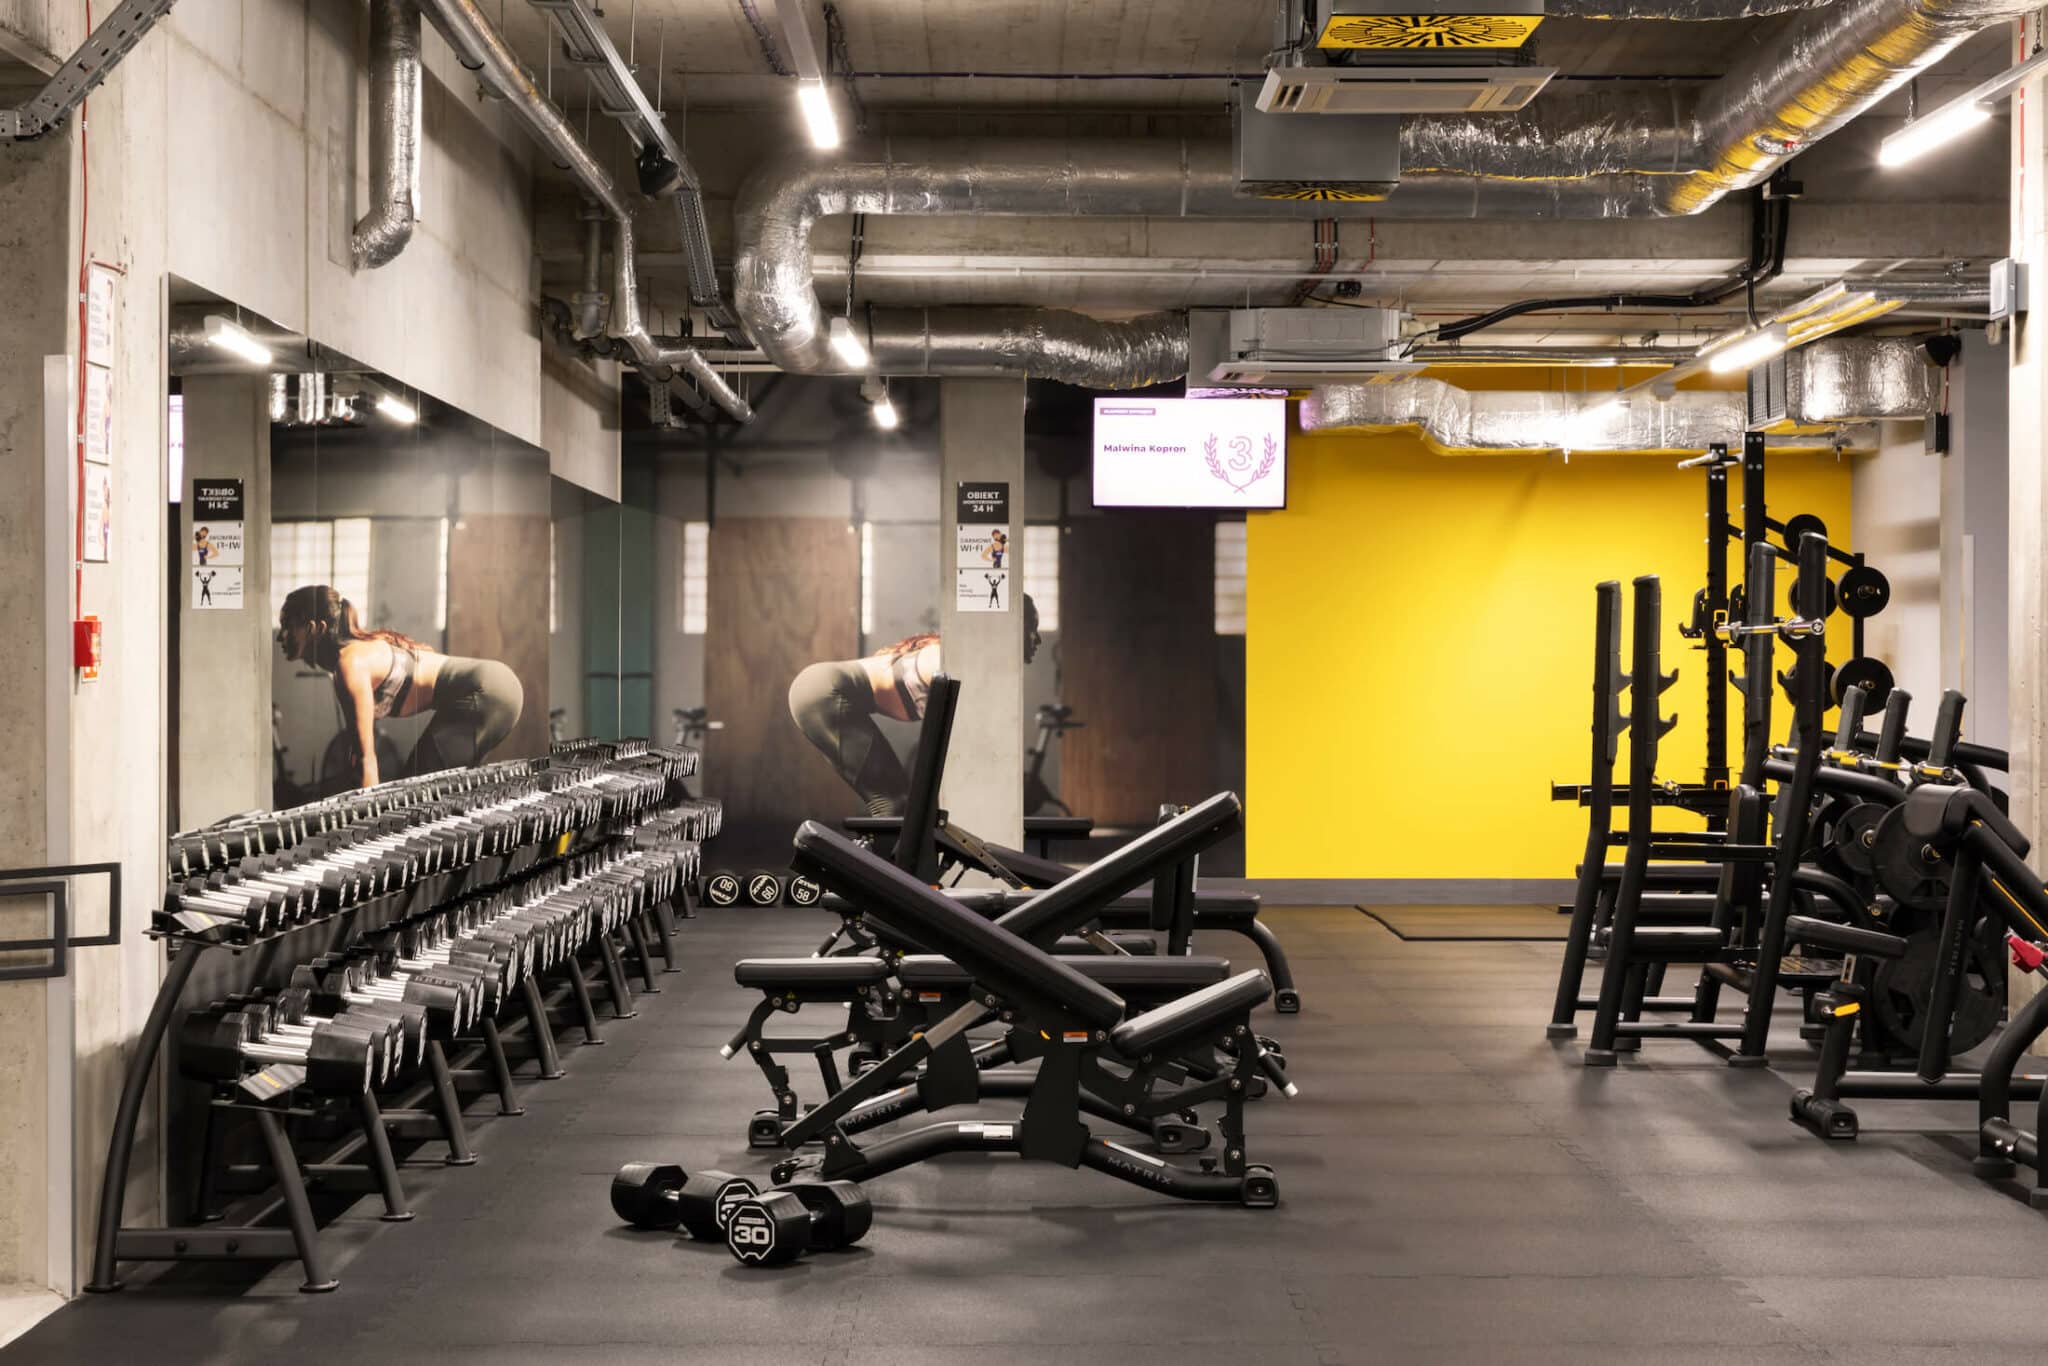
[704,870,742,907]
[744,871,786,907]
[609,1163,759,1240]
[725,1181,873,1266]
[786,874,823,907]
[178,1008,379,1094]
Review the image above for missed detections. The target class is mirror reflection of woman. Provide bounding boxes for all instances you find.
[276,584,523,788]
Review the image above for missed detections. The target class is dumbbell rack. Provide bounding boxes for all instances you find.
[87,749,717,1295]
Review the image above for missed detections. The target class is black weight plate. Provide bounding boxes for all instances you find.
[1832,658,1895,711]
[1787,573,1838,619]
[1783,513,1828,546]
[1779,659,1836,707]
[1871,921,2005,1058]
[1831,801,1886,878]
[1871,804,1951,913]
[1839,564,1892,618]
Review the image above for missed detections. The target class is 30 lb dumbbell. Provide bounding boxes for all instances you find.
[609,1163,759,1240]
[724,1181,873,1266]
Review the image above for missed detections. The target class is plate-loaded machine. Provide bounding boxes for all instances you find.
[753,812,1292,1206]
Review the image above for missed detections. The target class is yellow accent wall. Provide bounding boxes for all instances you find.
[1246,432,1855,879]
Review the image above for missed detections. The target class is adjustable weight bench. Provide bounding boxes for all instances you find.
[725,794,1269,1147]
[762,817,1288,1206]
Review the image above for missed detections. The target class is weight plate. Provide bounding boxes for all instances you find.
[1871,921,2005,1058]
[1832,658,1895,712]
[1871,804,1951,913]
[1831,801,1886,878]
[1780,659,1837,707]
[1787,573,1838,619]
[705,871,742,907]
[1839,564,1892,619]
[1783,513,1828,546]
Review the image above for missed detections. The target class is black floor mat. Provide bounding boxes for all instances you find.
[1355,903,1567,942]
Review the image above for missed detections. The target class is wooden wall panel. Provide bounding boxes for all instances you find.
[1060,513,1218,825]
[447,513,551,762]
[705,518,863,855]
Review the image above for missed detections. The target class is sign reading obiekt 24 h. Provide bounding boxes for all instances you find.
[1091,398,1287,510]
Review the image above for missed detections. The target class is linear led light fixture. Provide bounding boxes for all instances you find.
[374,391,418,424]
[796,79,840,150]
[1703,326,1789,375]
[830,315,870,368]
[202,314,273,366]
[1879,48,2048,167]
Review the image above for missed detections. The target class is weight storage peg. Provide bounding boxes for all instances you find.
[724,1181,873,1267]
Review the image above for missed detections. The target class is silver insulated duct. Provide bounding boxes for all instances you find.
[1298,339,1929,453]
[352,0,424,269]
[416,0,751,422]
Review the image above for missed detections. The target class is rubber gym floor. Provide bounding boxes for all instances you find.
[11,905,2048,1366]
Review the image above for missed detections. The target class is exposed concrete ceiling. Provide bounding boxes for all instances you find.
[496,4,2016,352]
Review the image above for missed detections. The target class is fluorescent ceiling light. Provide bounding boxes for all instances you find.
[1705,329,1788,375]
[1878,47,2047,168]
[796,79,839,150]
[830,315,870,368]
[203,314,273,365]
[871,394,899,430]
[375,392,418,424]
[1879,100,1991,167]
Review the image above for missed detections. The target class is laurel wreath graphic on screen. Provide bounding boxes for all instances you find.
[1203,434,1278,494]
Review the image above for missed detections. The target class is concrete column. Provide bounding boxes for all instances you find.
[176,377,273,829]
[0,132,72,1297]
[1944,331,2011,745]
[2009,40,2048,1013]
[938,379,1026,850]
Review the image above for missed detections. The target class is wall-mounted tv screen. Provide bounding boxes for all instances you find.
[1092,398,1287,509]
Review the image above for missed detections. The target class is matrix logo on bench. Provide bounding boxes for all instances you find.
[726,1205,777,1264]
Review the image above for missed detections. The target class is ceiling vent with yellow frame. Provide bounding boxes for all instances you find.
[1315,0,1545,51]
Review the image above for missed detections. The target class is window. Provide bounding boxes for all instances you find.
[679,521,709,635]
[270,518,372,620]
[1023,524,1060,631]
[1214,520,1247,635]
[860,521,875,637]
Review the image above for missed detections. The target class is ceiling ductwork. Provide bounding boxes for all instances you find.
[416,0,751,422]
[1546,0,1844,14]
[1391,0,2034,215]
[352,0,424,270]
[1298,338,1929,453]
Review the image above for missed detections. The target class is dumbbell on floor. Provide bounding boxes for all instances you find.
[609,1163,759,1240]
[744,871,786,907]
[725,1181,872,1267]
[704,870,742,907]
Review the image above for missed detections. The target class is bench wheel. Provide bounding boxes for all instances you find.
[1241,1164,1279,1209]
[1274,989,1301,1014]
[748,1110,785,1150]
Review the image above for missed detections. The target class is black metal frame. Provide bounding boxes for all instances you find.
[0,861,121,982]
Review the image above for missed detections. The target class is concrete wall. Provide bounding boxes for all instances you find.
[1849,422,1942,714]
[1945,333,2011,747]
[0,0,615,1293]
